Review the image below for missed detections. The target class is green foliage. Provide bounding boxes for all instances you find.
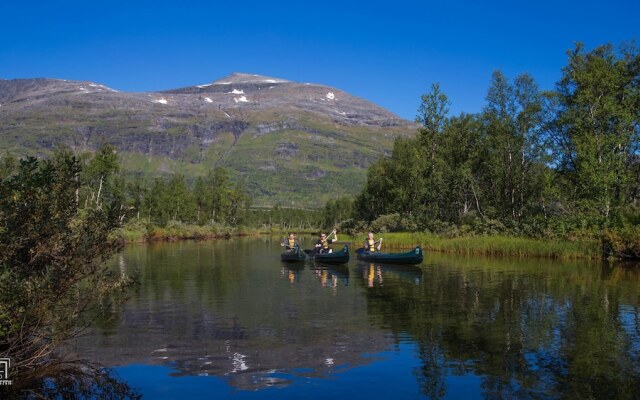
[135,166,250,228]
[347,41,640,258]
[478,71,546,221]
[551,42,640,222]
[343,232,600,259]
[0,154,133,386]
[354,137,428,221]
[353,71,548,230]
[321,196,353,229]
[370,213,418,233]
[244,206,323,232]
[0,152,17,180]
[602,226,640,259]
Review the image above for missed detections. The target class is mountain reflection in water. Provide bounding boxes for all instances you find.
[68,237,640,399]
[69,238,391,392]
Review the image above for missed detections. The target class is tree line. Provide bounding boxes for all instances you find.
[1,41,637,244]
[344,42,639,248]
[1,147,331,232]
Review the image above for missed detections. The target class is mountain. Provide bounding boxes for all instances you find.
[0,73,416,207]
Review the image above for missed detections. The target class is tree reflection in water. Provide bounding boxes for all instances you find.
[359,256,640,399]
[64,241,640,398]
[3,362,139,399]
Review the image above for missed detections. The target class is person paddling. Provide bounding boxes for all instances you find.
[363,232,383,253]
[315,229,338,254]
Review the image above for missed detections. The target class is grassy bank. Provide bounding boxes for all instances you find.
[343,232,601,259]
[117,222,601,259]
[116,220,262,243]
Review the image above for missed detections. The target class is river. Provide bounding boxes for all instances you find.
[69,237,640,399]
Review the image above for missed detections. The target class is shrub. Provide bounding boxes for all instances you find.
[0,155,134,394]
[602,227,640,259]
[370,213,417,233]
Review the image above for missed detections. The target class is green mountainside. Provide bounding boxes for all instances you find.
[0,73,415,207]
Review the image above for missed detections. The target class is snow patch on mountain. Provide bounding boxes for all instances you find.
[85,82,116,92]
[204,97,213,103]
[153,98,168,105]
[326,92,335,100]
[234,96,248,103]
[228,89,245,95]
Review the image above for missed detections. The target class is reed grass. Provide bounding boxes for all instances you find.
[342,232,600,259]
[118,222,600,259]
[116,221,261,243]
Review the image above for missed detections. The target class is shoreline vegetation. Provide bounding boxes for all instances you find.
[345,233,600,260]
[117,221,601,260]
[115,221,320,242]
[117,220,259,243]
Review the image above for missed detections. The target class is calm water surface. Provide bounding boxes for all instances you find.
[70,237,640,399]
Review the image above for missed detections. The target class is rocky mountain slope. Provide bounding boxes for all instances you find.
[0,73,416,207]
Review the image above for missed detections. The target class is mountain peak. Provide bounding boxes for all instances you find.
[0,73,415,206]
[210,73,289,85]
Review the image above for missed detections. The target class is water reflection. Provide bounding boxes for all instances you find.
[70,238,392,392]
[311,263,349,292]
[357,262,423,287]
[281,263,303,285]
[67,239,640,398]
[2,364,140,399]
[362,255,640,399]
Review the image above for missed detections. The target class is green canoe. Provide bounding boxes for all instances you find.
[355,246,423,265]
[280,246,307,262]
[304,245,350,264]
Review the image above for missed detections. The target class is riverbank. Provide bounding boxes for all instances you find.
[116,221,259,243]
[117,222,602,260]
[343,232,601,260]
[116,221,321,243]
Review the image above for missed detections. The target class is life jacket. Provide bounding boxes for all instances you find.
[288,238,296,248]
[366,238,376,252]
[321,238,329,249]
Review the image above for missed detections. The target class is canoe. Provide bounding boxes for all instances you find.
[280,246,307,262]
[304,245,349,264]
[355,246,423,265]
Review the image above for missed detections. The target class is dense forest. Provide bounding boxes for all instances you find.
[345,42,639,256]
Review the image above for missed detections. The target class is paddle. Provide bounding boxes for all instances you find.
[327,229,337,241]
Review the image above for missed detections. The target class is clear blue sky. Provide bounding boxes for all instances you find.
[0,0,638,119]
